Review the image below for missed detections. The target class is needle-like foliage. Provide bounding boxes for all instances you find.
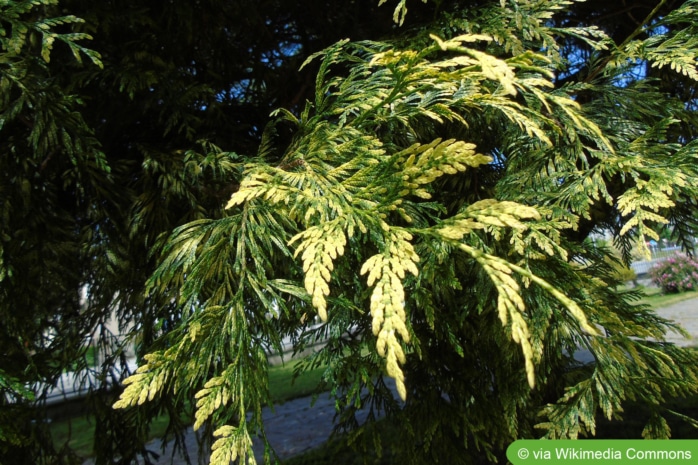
[3,1,698,464]
[113,2,698,463]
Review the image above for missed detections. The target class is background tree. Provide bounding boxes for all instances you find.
[2,1,698,464]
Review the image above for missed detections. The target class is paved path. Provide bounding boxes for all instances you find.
[653,297,698,346]
[82,392,344,465]
[89,297,698,465]
[131,392,362,465]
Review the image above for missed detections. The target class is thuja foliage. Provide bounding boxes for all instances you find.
[0,2,106,463]
[112,1,698,464]
[1,1,243,463]
[3,0,698,464]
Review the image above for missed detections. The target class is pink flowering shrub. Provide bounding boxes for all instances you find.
[650,254,698,293]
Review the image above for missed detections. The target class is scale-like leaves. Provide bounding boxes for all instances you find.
[113,352,172,409]
[210,425,256,465]
[616,0,698,82]
[360,229,419,399]
[103,1,698,463]
[292,220,348,321]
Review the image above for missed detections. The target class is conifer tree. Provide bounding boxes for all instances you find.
[2,1,698,464]
[115,1,698,463]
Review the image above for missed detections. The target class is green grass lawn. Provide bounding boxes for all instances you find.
[49,414,96,459]
[268,358,326,404]
[635,285,698,309]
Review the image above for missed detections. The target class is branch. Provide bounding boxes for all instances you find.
[584,0,670,84]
